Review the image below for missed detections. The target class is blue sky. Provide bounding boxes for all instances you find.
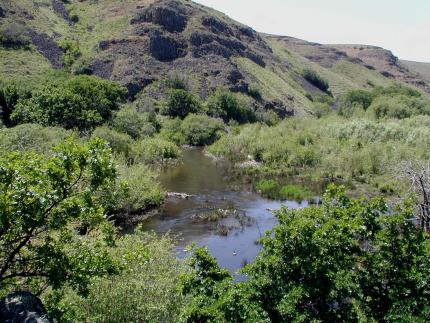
[194,0,430,62]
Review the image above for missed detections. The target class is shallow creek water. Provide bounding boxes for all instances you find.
[140,148,308,273]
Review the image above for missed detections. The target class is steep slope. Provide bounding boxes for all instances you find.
[401,60,430,83]
[1,0,428,116]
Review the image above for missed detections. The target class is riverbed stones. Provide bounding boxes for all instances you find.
[0,291,53,323]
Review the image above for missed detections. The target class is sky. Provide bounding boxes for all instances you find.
[194,0,430,63]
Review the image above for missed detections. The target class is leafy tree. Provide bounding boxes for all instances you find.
[111,106,158,139]
[11,76,126,130]
[344,89,374,110]
[0,138,118,296]
[0,83,30,126]
[206,89,256,124]
[180,114,225,146]
[161,89,201,119]
[182,186,430,322]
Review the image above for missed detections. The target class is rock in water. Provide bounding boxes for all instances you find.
[0,291,53,323]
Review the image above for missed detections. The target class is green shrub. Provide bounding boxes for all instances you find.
[158,116,186,144]
[0,123,73,154]
[49,232,184,322]
[180,114,225,146]
[59,39,81,68]
[132,137,180,165]
[111,106,158,139]
[368,95,430,119]
[12,75,126,130]
[248,83,263,101]
[279,184,312,201]
[160,89,201,119]
[0,23,31,48]
[92,126,133,159]
[256,110,280,126]
[344,89,374,110]
[0,83,31,126]
[256,179,280,199]
[165,74,189,90]
[101,164,165,214]
[302,69,330,93]
[206,89,256,124]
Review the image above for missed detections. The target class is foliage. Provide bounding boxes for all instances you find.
[131,137,181,165]
[181,245,269,322]
[59,39,82,68]
[0,123,73,155]
[180,114,226,146]
[11,75,126,130]
[302,69,330,93]
[0,83,31,126]
[368,94,430,119]
[182,186,430,322]
[102,164,165,215]
[256,180,312,201]
[0,139,118,296]
[206,89,256,124]
[49,232,184,322]
[165,74,189,90]
[344,89,374,110]
[111,106,158,139]
[248,83,263,101]
[0,23,31,48]
[160,89,201,119]
[92,126,133,160]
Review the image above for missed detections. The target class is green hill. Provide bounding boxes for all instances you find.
[1,0,428,115]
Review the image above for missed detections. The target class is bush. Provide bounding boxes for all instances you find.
[279,184,312,201]
[206,89,256,124]
[132,137,180,165]
[165,74,189,90]
[302,69,330,93]
[59,39,81,68]
[0,83,31,126]
[180,114,225,146]
[160,89,201,119]
[49,232,184,322]
[256,179,280,199]
[12,75,126,130]
[92,126,133,159]
[368,94,430,119]
[101,164,165,215]
[0,23,31,48]
[182,187,430,322]
[248,83,263,101]
[344,89,374,110]
[111,106,158,139]
[0,123,73,154]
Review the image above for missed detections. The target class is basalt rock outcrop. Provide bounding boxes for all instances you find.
[0,291,53,323]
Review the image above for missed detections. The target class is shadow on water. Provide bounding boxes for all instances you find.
[139,148,308,274]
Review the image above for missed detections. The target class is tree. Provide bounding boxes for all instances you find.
[206,89,256,124]
[11,76,126,130]
[161,89,201,119]
[182,186,430,322]
[0,138,118,296]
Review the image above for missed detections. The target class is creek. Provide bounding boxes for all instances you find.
[140,148,308,273]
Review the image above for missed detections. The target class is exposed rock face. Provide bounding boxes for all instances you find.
[149,34,187,61]
[28,29,63,68]
[0,291,53,323]
[202,16,233,36]
[131,1,188,32]
[51,0,70,21]
[0,6,5,18]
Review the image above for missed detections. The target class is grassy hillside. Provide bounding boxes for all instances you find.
[0,0,428,114]
[401,60,430,82]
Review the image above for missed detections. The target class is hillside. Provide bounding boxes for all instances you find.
[1,0,429,116]
[401,60,430,82]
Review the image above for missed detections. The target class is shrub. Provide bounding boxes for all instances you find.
[160,89,201,119]
[279,184,312,201]
[111,106,158,139]
[344,89,374,110]
[92,126,133,159]
[180,114,225,146]
[49,232,184,322]
[0,123,73,154]
[165,74,189,90]
[12,75,126,130]
[206,89,256,124]
[256,179,280,199]
[132,137,180,165]
[256,110,280,126]
[0,83,31,126]
[158,116,186,144]
[248,83,263,101]
[59,39,81,68]
[302,69,330,93]
[0,23,31,48]
[101,164,165,215]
